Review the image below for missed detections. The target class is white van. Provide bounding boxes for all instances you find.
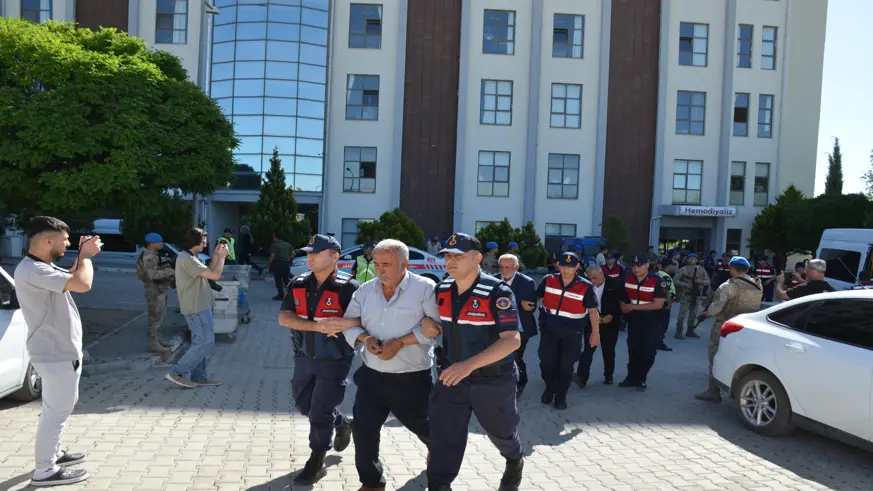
[816,229,873,290]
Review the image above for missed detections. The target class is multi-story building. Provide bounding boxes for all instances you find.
[3,0,827,257]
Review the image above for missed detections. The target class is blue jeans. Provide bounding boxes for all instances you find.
[171,309,215,382]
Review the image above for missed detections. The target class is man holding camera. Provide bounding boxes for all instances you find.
[14,216,103,487]
[136,232,175,354]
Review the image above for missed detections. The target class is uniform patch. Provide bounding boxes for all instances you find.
[472,299,480,309]
[498,312,518,324]
[294,297,300,306]
[325,297,333,306]
[495,297,512,310]
[448,234,457,246]
[661,282,667,288]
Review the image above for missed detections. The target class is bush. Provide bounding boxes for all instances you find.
[357,208,426,249]
[475,219,548,268]
[601,215,629,256]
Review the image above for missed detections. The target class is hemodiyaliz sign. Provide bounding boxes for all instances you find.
[677,206,737,217]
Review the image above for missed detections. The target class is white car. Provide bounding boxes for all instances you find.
[291,245,447,283]
[712,290,873,448]
[0,266,41,401]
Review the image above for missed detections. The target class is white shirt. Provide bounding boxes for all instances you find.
[502,272,516,286]
[596,253,607,266]
[592,281,605,310]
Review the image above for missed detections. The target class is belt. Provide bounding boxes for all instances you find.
[469,360,515,378]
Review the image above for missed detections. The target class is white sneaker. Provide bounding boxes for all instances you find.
[165,373,196,388]
[31,468,89,487]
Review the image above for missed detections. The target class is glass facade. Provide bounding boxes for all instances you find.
[210,0,330,192]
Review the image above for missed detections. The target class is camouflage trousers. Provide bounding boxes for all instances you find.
[145,287,168,340]
[675,297,700,332]
[706,322,724,393]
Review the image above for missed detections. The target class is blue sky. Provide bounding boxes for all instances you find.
[814,0,872,196]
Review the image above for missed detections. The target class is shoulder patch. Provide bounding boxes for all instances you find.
[661,281,667,288]
[495,296,512,310]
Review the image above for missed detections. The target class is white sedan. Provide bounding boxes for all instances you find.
[291,245,447,283]
[0,266,41,401]
[712,290,873,448]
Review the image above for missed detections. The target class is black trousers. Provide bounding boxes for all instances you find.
[762,283,774,302]
[626,315,661,384]
[576,322,620,383]
[658,309,671,344]
[272,261,290,296]
[353,365,432,488]
[538,327,583,399]
[239,253,263,274]
[291,356,351,451]
[427,367,522,486]
[515,337,530,386]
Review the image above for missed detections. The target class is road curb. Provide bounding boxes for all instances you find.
[84,311,147,353]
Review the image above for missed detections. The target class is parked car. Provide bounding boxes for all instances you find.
[0,266,41,401]
[712,290,873,449]
[291,245,447,283]
[816,228,873,290]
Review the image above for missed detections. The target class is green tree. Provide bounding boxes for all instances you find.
[824,137,844,196]
[749,185,807,258]
[357,208,426,249]
[120,191,193,246]
[786,193,873,252]
[0,19,236,226]
[862,149,873,199]
[601,215,629,256]
[244,149,310,250]
[474,219,548,268]
[474,218,516,256]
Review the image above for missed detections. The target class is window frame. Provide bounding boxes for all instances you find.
[737,24,753,68]
[475,221,498,233]
[757,94,774,138]
[545,223,577,239]
[550,83,582,129]
[552,13,584,59]
[761,26,778,71]
[672,159,703,205]
[676,90,706,136]
[679,22,709,67]
[546,153,580,200]
[349,3,382,49]
[476,150,511,198]
[773,299,873,352]
[346,74,380,121]
[754,162,770,206]
[480,79,513,126]
[818,248,863,285]
[733,92,750,137]
[482,9,516,55]
[342,146,377,193]
[726,229,743,255]
[20,0,52,23]
[155,0,189,44]
[730,161,746,206]
[341,218,374,249]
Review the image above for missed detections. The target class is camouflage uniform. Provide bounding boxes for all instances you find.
[481,252,499,275]
[695,275,762,401]
[673,264,710,337]
[137,249,175,353]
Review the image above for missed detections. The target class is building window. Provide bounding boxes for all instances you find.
[676,91,706,135]
[758,94,774,138]
[553,13,584,58]
[156,0,188,44]
[480,80,513,125]
[346,75,380,121]
[679,22,708,67]
[342,218,374,248]
[672,160,702,205]
[477,151,510,197]
[737,24,753,68]
[550,83,582,129]
[754,162,770,206]
[343,147,377,193]
[726,229,742,254]
[476,221,498,233]
[547,154,580,200]
[733,93,750,137]
[730,161,746,205]
[762,26,777,70]
[21,0,51,23]
[349,4,382,49]
[545,223,576,240]
[483,10,515,55]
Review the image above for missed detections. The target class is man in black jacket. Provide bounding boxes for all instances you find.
[574,264,624,386]
[497,254,538,396]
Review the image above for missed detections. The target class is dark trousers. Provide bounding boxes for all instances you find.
[291,356,351,451]
[576,322,620,382]
[239,254,263,274]
[658,309,671,345]
[353,365,432,488]
[272,261,290,296]
[762,283,774,302]
[427,366,522,486]
[538,327,583,399]
[515,337,530,386]
[625,316,661,383]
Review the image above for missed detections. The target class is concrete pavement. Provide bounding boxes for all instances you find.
[1,278,872,490]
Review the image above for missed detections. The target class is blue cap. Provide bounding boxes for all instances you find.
[508,241,519,248]
[485,241,498,250]
[687,253,698,259]
[144,232,163,244]
[629,254,649,266]
[439,233,482,254]
[301,234,342,253]
[559,252,580,266]
[730,256,751,268]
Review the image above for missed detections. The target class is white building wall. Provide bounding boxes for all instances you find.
[457,0,532,233]
[532,0,603,239]
[3,0,73,22]
[323,0,405,239]
[137,0,203,82]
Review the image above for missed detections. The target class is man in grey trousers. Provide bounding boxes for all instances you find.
[14,216,103,487]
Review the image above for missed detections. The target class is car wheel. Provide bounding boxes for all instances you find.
[733,370,793,436]
[9,363,42,402]
[422,274,440,284]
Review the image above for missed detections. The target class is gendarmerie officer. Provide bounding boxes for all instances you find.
[619,254,667,391]
[536,252,599,410]
[278,234,359,485]
[752,256,776,302]
[428,233,524,491]
[601,253,623,280]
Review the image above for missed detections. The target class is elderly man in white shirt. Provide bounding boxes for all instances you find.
[322,239,442,491]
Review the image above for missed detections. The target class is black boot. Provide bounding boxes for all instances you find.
[428,485,452,491]
[293,450,327,485]
[333,416,353,452]
[498,457,524,491]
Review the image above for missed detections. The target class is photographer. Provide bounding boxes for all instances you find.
[136,233,175,354]
[14,216,102,487]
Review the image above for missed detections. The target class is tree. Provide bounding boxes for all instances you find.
[0,19,236,227]
[749,185,806,258]
[601,215,629,256]
[474,219,548,268]
[120,191,193,246]
[474,219,516,256]
[244,149,310,250]
[863,149,873,199]
[357,208,426,249]
[786,193,873,252]
[824,137,844,196]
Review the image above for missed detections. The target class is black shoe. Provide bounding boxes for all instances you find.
[618,379,643,388]
[56,451,86,467]
[658,344,673,352]
[498,457,523,491]
[31,468,89,487]
[685,331,701,338]
[572,374,586,388]
[637,382,648,392]
[294,451,327,485]
[428,485,452,491]
[603,377,614,385]
[553,398,568,410]
[333,417,353,452]
[273,295,284,301]
[540,391,554,405]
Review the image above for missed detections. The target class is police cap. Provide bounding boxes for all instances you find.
[729,256,751,269]
[559,252,581,266]
[439,233,482,254]
[301,234,342,253]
